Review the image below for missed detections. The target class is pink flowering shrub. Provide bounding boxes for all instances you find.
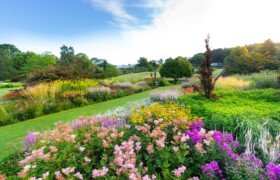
[1,103,280,179]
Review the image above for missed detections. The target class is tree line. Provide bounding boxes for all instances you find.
[0,44,120,82]
[189,39,280,74]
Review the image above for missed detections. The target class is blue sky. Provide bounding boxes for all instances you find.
[1,0,280,64]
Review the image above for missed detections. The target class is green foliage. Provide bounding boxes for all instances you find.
[160,56,194,84]
[0,106,10,125]
[159,79,170,86]
[0,48,16,81]
[189,53,205,67]
[72,97,89,107]
[178,89,280,134]
[235,70,280,89]
[224,46,280,75]
[0,82,23,88]
[135,57,149,71]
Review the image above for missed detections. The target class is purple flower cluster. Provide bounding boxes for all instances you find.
[72,119,89,130]
[266,162,280,180]
[213,131,239,160]
[185,120,204,143]
[201,161,223,178]
[23,132,37,151]
[189,119,204,131]
[100,117,126,128]
[185,129,201,143]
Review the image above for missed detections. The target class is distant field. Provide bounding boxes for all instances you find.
[0,88,20,99]
[108,72,160,83]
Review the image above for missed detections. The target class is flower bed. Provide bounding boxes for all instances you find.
[0,79,151,126]
[1,102,280,179]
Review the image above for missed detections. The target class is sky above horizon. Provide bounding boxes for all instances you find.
[1,0,280,65]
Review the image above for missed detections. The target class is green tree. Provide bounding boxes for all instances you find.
[136,57,149,71]
[0,48,16,80]
[22,52,57,72]
[58,45,75,67]
[189,53,205,67]
[212,48,231,64]
[159,56,194,84]
[261,39,276,57]
[0,44,20,54]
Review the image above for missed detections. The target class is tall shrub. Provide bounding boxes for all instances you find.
[199,35,219,98]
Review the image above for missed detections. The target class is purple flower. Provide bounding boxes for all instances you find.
[266,162,280,180]
[72,119,89,130]
[23,132,37,151]
[185,129,201,143]
[101,117,126,128]
[189,119,204,131]
[201,161,223,178]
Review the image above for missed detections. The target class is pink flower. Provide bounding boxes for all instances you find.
[43,171,49,179]
[102,140,109,148]
[136,142,141,152]
[180,135,189,143]
[154,120,159,125]
[49,146,58,152]
[142,175,151,180]
[129,173,137,180]
[173,166,186,177]
[74,172,84,180]
[173,146,179,152]
[139,162,143,166]
[195,142,206,154]
[152,174,156,180]
[92,167,109,178]
[62,167,75,175]
[79,146,85,152]
[84,156,91,162]
[204,139,210,146]
[147,144,154,154]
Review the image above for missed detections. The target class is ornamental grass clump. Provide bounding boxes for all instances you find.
[150,89,183,102]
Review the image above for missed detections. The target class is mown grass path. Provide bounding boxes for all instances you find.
[0,85,179,161]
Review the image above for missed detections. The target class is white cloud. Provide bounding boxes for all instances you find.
[89,0,137,28]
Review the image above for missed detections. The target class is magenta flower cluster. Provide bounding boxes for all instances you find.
[201,161,223,178]
[266,162,280,180]
[213,131,239,160]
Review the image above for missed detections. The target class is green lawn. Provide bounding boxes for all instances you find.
[108,72,160,83]
[0,88,20,99]
[0,85,179,161]
[213,68,223,77]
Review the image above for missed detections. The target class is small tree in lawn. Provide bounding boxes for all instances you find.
[199,35,219,98]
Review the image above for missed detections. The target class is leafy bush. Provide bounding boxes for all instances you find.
[72,97,89,107]
[0,106,10,125]
[178,89,280,135]
[159,79,170,86]
[88,86,111,102]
